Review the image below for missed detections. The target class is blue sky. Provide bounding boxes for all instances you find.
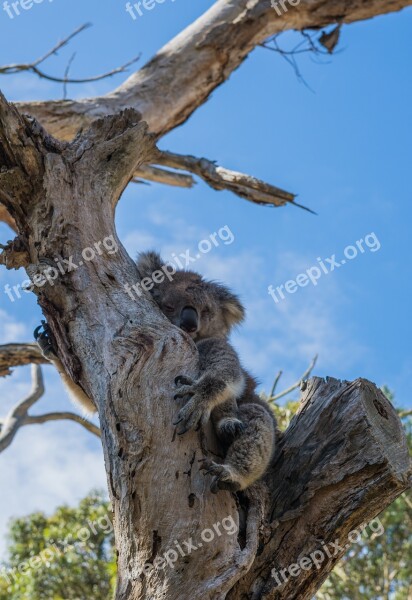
[0,0,411,557]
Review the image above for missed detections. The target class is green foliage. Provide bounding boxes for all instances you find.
[0,491,116,600]
[271,398,300,431]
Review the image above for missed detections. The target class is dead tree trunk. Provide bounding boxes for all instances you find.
[0,90,410,599]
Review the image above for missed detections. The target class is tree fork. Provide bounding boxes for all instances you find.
[0,92,410,599]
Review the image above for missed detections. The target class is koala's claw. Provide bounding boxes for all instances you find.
[175,375,194,387]
[199,458,241,494]
[173,398,206,434]
[173,385,195,400]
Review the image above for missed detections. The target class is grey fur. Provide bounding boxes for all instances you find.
[136,251,277,492]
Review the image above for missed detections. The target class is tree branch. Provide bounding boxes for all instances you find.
[0,204,17,231]
[16,0,412,141]
[24,412,101,438]
[156,151,306,210]
[133,164,194,188]
[0,364,101,453]
[0,24,140,89]
[268,354,318,403]
[0,343,48,377]
[228,377,412,599]
[0,364,44,452]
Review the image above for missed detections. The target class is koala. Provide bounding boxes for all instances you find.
[136,251,277,493]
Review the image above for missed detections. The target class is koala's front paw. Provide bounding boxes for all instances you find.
[173,375,223,434]
[199,458,241,494]
[173,396,208,435]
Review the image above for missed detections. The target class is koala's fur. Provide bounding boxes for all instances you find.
[136,251,277,493]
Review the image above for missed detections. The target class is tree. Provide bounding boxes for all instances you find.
[0,2,411,599]
[0,491,116,600]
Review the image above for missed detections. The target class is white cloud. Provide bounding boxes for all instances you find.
[0,309,27,343]
[122,229,159,258]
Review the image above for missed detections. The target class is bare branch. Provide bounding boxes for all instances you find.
[399,408,412,418]
[269,369,283,398]
[33,23,92,65]
[261,31,334,89]
[156,150,312,211]
[63,52,77,100]
[0,364,101,453]
[25,412,101,438]
[0,24,140,87]
[269,354,318,403]
[0,364,44,452]
[13,363,45,416]
[133,164,194,188]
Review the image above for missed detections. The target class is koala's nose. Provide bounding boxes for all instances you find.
[180,306,198,333]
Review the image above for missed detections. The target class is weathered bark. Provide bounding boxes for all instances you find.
[0,89,410,599]
[17,0,412,141]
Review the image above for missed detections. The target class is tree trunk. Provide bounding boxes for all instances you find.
[0,91,410,600]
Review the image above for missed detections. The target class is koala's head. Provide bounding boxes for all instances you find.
[136,251,245,340]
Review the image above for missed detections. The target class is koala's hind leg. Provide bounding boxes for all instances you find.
[200,404,276,493]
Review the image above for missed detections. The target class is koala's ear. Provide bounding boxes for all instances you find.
[136,251,164,279]
[214,283,245,329]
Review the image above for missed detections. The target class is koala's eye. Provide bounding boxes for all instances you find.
[201,307,211,318]
[163,304,175,312]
